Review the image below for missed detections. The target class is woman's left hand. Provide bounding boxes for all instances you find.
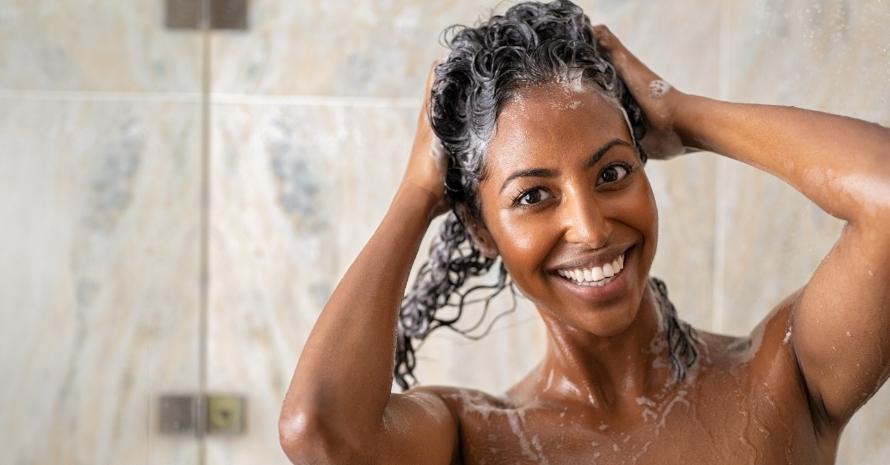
[592,24,689,161]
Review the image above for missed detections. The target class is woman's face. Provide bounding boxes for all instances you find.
[474,82,658,336]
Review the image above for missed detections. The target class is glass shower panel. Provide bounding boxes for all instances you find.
[0,1,204,463]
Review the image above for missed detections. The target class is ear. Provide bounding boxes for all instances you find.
[455,203,499,259]
[469,223,499,259]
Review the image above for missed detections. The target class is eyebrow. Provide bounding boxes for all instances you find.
[498,138,633,193]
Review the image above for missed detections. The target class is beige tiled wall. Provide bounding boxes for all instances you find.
[2,0,888,464]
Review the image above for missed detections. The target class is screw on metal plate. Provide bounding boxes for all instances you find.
[206,394,246,435]
[159,393,246,437]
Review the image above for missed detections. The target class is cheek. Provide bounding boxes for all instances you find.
[627,175,659,266]
[490,211,559,280]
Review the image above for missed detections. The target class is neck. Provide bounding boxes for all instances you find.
[531,277,698,411]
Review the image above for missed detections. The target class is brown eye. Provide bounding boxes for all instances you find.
[598,163,631,185]
[513,187,552,207]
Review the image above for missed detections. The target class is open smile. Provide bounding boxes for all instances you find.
[550,244,636,301]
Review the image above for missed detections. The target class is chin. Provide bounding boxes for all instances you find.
[577,302,641,337]
[540,291,643,339]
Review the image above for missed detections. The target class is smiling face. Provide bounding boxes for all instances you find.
[473,82,659,337]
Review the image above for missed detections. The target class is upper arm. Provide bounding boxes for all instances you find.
[279,385,460,465]
[371,385,460,465]
[792,216,890,428]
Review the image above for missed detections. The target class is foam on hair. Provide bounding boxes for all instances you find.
[394,0,697,391]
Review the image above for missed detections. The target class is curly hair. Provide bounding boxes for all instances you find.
[394,0,697,391]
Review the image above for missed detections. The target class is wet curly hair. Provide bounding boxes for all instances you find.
[394,0,698,391]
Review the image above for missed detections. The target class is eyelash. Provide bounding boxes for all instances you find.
[509,162,635,208]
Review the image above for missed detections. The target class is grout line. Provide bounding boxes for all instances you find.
[0,89,420,108]
[718,0,731,102]
[0,89,202,103]
[198,0,211,462]
[210,93,420,108]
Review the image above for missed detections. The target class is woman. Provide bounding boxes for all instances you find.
[279,1,890,463]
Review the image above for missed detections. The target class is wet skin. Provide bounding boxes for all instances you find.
[279,25,890,465]
[411,86,830,465]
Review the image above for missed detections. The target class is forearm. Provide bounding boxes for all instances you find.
[674,94,890,224]
[280,183,438,445]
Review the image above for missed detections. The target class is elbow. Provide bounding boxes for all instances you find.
[843,170,890,229]
[279,410,372,465]
[278,411,313,463]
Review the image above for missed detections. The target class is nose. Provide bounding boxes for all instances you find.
[561,190,612,248]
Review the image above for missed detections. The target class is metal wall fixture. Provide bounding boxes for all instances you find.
[165,0,248,30]
[160,393,247,437]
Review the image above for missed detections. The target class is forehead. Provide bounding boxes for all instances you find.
[482,83,631,180]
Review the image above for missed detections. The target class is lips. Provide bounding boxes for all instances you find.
[549,244,635,275]
[556,251,626,285]
[550,244,636,301]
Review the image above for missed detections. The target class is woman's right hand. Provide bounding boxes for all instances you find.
[400,60,451,219]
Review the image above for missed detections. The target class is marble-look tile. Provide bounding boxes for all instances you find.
[647,153,718,332]
[210,0,722,98]
[712,158,847,334]
[722,0,890,110]
[210,0,488,96]
[0,99,202,464]
[578,0,722,99]
[0,0,202,92]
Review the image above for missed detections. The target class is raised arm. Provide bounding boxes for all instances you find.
[278,63,458,464]
[673,94,890,428]
[593,24,890,430]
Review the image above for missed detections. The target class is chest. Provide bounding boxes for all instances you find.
[454,377,827,465]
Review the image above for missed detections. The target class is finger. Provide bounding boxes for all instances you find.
[591,24,620,50]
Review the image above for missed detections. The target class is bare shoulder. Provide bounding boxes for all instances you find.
[693,287,830,430]
[378,385,464,465]
[388,384,465,425]
[404,384,511,416]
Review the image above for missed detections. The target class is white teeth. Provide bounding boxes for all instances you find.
[556,251,627,286]
[591,266,604,281]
